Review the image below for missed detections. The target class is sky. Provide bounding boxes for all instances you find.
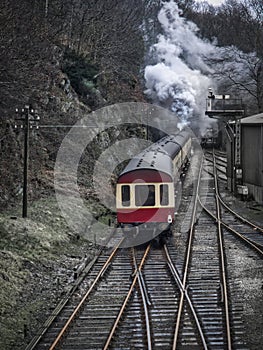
[195,0,225,6]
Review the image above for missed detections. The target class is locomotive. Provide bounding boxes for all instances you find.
[201,127,220,148]
[116,130,192,243]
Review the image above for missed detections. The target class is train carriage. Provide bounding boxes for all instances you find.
[116,151,175,226]
[116,130,192,242]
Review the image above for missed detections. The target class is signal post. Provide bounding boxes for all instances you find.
[205,89,245,195]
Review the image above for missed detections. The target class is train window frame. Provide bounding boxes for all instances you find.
[135,184,155,207]
[121,185,130,207]
[160,184,169,206]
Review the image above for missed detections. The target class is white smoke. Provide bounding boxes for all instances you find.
[144,0,216,131]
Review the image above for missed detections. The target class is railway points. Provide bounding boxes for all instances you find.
[25,146,263,350]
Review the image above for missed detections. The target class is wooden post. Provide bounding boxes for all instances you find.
[15,105,40,218]
[22,106,30,218]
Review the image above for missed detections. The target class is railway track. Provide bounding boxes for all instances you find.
[195,150,263,348]
[25,148,262,350]
[170,151,236,349]
[204,150,263,253]
[27,240,200,349]
[170,149,262,349]
[25,235,129,350]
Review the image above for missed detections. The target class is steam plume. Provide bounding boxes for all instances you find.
[144,0,216,133]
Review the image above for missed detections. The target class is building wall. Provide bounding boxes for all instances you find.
[226,128,234,192]
[242,124,263,204]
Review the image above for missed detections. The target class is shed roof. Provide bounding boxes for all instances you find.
[241,113,263,124]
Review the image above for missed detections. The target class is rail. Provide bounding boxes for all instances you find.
[132,247,152,350]
[103,243,151,349]
[172,153,204,350]
[163,244,208,350]
[49,239,123,350]
[199,151,263,256]
[213,150,232,350]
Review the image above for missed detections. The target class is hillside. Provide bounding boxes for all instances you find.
[0,1,146,211]
[1,0,263,211]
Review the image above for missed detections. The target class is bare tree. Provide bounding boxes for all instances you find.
[211,47,263,113]
[187,0,263,113]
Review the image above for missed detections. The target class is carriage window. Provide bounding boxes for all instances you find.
[160,184,169,206]
[135,185,155,206]
[121,185,130,207]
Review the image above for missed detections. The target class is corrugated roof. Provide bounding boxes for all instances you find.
[241,113,263,124]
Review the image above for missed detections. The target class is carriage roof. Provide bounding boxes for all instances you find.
[118,130,191,182]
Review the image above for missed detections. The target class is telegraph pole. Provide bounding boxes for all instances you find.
[23,107,29,218]
[15,105,40,218]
